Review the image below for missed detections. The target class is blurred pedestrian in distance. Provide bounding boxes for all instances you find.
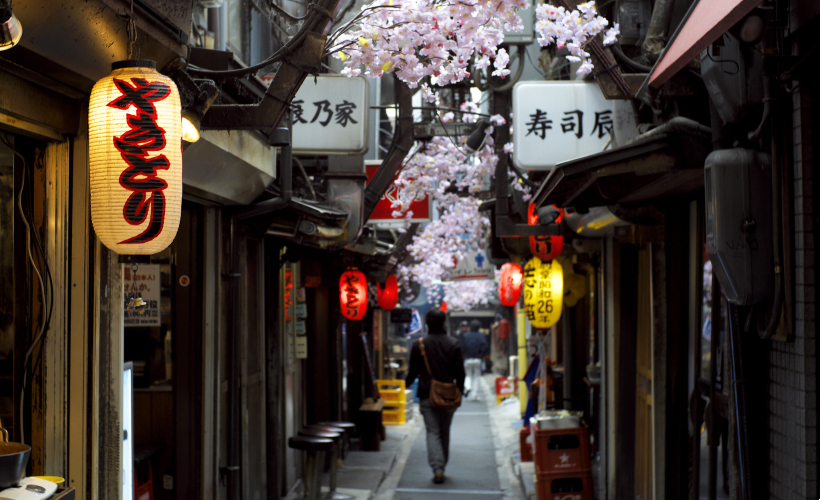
[405,308,466,484]
[460,320,487,400]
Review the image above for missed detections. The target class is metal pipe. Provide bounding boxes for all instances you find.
[216,3,228,51]
[227,216,241,498]
[708,274,721,500]
[627,116,712,144]
[282,111,293,202]
[727,303,751,500]
[562,309,573,410]
[642,0,675,61]
[611,43,653,72]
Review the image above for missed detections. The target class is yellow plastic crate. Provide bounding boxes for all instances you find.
[383,406,407,425]
[377,380,406,405]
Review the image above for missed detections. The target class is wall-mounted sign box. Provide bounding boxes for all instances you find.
[513,82,614,171]
[262,74,370,155]
[449,251,492,281]
[365,160,432,223]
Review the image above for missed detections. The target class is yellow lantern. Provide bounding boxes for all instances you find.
[89,60,182,254]
[523,256,563,329]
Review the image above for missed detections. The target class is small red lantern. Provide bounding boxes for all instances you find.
[339,269,368,321]
[498,262,523,307]
[440,301,448,313]
[529,203,563,261]
[377,275,399,310]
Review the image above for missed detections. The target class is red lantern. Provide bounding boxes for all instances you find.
[377,275,399,310]
[339,270,368,321]
[528,203,563,261]
[440,301,448,313]
[498,262,523,307]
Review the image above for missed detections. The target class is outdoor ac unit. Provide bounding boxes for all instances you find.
[705,148,773,305]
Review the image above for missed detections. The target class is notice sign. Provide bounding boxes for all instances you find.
[274,74,369,155]
[123,264,161,327]
[512,82,614,171]
[449,251,492,281]
[366,161,432,223]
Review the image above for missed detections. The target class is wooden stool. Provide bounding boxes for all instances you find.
[288,436,333,500]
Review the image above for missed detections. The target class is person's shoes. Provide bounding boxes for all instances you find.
[433,473,445,484]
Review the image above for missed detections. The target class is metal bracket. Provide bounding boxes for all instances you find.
[413,122,475,141]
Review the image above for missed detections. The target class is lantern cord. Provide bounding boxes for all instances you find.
[1,136,54,445]
[118,0,138,60]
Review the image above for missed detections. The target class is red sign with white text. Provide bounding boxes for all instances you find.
[365,161,431,223]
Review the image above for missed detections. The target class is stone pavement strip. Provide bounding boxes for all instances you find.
[374,375,526,500]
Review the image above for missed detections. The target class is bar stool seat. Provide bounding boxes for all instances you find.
[305,424,345,435]
[289,436,333,451]
[318,422,355,435]
[299,430,341,441]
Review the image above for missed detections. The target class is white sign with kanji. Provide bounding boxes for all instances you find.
[512,82,614,171]
[286,74,369,155]
[123,264,161,327]
[449,251,492,281]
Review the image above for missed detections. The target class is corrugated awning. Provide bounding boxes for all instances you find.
[532,120,712,210]
[646,0,763,90]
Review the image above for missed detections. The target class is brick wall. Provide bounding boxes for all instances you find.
[766,82,817,500]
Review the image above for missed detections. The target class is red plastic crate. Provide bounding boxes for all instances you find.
[536,471,593,500]
[520,427,533,462]
[533,425,590,475]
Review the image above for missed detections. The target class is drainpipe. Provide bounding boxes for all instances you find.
[216,3,227,51]
[642,0,675,61]
[727,303,751,500]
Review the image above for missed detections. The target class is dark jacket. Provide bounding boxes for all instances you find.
[405,330,466,400]
[460,330,488,359]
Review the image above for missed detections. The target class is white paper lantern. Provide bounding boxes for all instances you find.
[89,60,182,255]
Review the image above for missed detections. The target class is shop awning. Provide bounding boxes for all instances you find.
[645,0,763,90]
[531,119,712,210]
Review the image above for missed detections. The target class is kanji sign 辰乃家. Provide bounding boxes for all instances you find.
[262,74,369,155]
[512,82,614,171]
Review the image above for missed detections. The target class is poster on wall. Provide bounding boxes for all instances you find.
[123,264,161,327]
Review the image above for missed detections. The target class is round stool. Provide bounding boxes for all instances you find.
[300,428,353,500]
[288,436,333,500]
[318,422,356,458]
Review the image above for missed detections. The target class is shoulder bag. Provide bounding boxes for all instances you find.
[419,338,462,410]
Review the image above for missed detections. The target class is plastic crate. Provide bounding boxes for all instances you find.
[536,471,593,500]
[134,463,153,500]
[533,424,590,475]
[520,426,534,462]
[383,406,407,425]
[377,380,406,405]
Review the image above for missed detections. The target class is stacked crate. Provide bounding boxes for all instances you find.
[533,424,592,500]
[377,380,411,425]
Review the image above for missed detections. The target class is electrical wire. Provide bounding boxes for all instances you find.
[1,136,53,445]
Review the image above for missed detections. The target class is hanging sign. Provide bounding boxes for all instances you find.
[449,251,492,281]
[513,82,614,171]
[529,203,564,261]
[89,60,182,255]
[339,269,368,321]
[274,74,370,155]
[523,257,564,329]
[123,264,161,327]
[498,262,524,307]
[365,161,432,223]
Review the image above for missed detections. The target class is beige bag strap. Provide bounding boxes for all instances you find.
[419,338,435,379]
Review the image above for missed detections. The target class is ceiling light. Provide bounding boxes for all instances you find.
[0,4,22,51]
[739,15,764,43]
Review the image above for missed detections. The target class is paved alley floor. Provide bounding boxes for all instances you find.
[390,376,518,500]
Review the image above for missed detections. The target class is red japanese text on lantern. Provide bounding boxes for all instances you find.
[108,78,172,244]
[340,270,368,321]
[498,262,523,307]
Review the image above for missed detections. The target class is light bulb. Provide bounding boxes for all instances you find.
[181,109,201,143]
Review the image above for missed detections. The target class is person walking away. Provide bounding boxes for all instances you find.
[406,309,466,484]
[460,320,487,400]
